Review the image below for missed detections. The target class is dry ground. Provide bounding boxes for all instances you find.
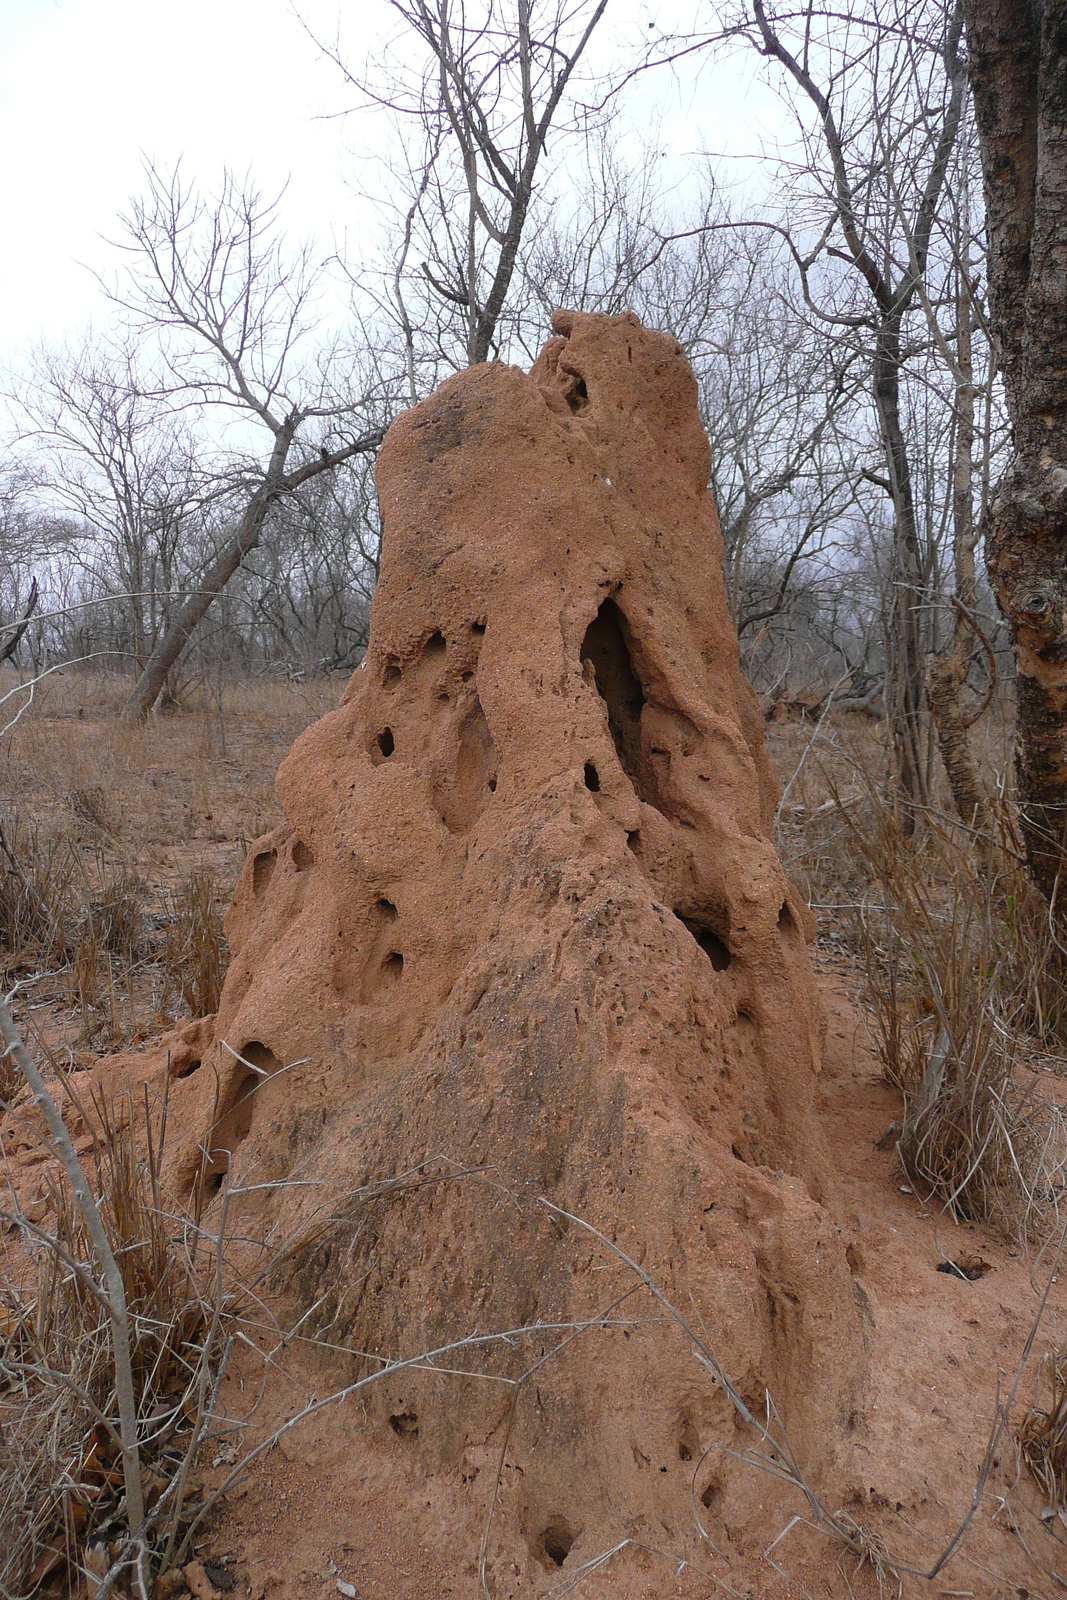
[0,666,339,1058]
[3,668,1067,1599]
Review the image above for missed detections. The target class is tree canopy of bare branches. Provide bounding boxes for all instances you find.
[98,164,392,719]
[321,0,610,375]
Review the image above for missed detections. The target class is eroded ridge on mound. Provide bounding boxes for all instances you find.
[99,310,865,1586]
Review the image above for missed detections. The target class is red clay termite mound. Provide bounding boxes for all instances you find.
[113,311,866,1587]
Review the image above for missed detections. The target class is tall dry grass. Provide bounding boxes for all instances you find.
[0,1086,227,1596]
[1020,1345,1067,1505]
[0,665,343,1047]
[0,815,74,973]
[162,868,228,1018]
[0,670,347,1589]
[769,704,1067,1245]
[1,665,338,863]
[848,804,1067,1240]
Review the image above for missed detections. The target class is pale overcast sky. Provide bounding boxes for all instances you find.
[0,0,785,365]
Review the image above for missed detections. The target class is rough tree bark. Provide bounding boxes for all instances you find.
[925,230,994,853]
[961,0,1067,904]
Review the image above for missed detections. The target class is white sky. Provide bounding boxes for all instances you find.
[0,0,787,366]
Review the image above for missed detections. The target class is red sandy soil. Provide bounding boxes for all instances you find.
[163,967,1064,1600]
[6,960,1064,1598]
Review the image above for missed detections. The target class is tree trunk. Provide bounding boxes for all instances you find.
[121,416,296,722]
[119,424,385,722]
[0,576,39,666]
[747,0,966,828]
[129,542,147,678]
[962,0,1067,905]
[121,485,279,721]
[926,234,993,854]
[875,314,928,824]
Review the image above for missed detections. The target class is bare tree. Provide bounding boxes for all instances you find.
[321,0,610,370]
[517,143,871,680]
[920,120,998,848]
[959,0,1067,905]
[233,460,382,673]
[99,165,389,720]
[512,128,683,352]
[732,0,969,822]
[11,338,199,677]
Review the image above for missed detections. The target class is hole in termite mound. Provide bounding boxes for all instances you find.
[382,951,404,981]
[700,1479,723,1512]
[539,1518,575,1567]
[215,1045,279,1139]
[425,629,446,655]
[292,839,314,871]
[564,374,588,412]
[251,848,277,898]
[681,916,732,971]
[389,1411,419,1439]
[778,900,795,933]
[471,619,486,635]
[197,1043,280,1198]
[374,727,395,760]
[583,761,600,793]
[239,1040,281,1078]
[382,661,401,688]
[436,695,497,833]
[377,897,398,922]
[581,599,645,784]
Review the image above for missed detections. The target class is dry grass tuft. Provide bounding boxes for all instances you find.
[0,816,74,971]
[162,868,228,1019]
[67,872,147,1048]
[766,707,1067,1244]
[68,784,116,837]
[1020,1345,1067,1505]
[845,799,1067,1241]
[0,1092,215,1595]
[85,872,144,961]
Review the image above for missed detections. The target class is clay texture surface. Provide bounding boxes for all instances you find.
[97,311,866,1587]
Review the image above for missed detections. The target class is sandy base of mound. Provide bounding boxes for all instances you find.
[161,971,1063,1600]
